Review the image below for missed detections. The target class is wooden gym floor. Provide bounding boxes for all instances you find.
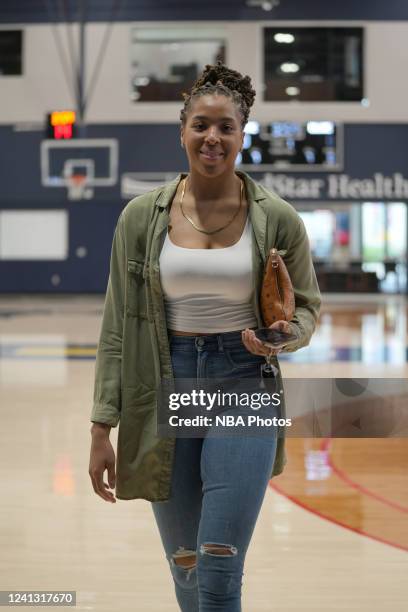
[0,294,407,611]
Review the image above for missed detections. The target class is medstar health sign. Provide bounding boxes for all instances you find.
[261,173,408,200]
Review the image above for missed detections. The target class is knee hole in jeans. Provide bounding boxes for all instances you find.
[198,544,242,597]
[200,542,238,556]
[172,546,197,569]
[170,547,197,589]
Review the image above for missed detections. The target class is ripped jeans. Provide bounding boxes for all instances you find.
[151,330,278,612]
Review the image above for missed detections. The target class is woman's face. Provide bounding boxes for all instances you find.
[180,94,245,179]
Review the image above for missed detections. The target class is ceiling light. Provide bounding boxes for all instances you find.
[133,76,150,86]
[246,0,281,11]
[286,86,300,96]
[280,62,300,73]
[274,33,295,44]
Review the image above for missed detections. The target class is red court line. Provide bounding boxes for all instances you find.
[321,438,408,513]
[268,480,408,553]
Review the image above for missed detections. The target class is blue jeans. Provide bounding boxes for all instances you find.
[151,330,278,612]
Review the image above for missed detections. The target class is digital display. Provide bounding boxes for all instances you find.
[45,111,76,140]
[237,121,341,171]
[271,122,303,139]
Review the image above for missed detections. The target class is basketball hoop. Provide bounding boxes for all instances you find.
[41,138,118,199]
[68,174,88,200]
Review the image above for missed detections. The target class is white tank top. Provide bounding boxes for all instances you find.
[159,215,258,333]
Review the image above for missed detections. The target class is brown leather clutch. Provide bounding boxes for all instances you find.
[260,248,295,326]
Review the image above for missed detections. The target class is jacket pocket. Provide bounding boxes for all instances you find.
[126,259,148,318]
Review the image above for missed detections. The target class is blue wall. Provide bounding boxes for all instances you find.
[0,124,185,204]
[1,123,408,292]
[1,0,408,23]
[2,123,408,204]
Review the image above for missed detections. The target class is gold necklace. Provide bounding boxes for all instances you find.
[179,176,243,235]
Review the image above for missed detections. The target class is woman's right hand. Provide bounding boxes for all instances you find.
[89,423,117,503]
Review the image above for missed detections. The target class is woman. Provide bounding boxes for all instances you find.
[89,62,321,611]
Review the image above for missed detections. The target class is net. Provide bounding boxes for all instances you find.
[68,174,87,200]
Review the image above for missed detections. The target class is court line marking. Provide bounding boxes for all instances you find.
[321,438,408,513]
[269,481,408,553]
[0,342,408,363]
[15,347,97,356]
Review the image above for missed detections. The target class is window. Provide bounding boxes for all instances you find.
[130,27,226,102]
[362,202,407,262]
[387,203,407,260]
[298,210,335,259]
[263,27,363,102]
[0,30,23,75]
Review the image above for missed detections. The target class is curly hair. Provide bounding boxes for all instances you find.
[180,61,256,129]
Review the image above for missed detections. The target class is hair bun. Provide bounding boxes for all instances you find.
[193,61,256,111]
[180,61,256,127]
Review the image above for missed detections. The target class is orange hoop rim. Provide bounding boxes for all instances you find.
[69,174,87,186]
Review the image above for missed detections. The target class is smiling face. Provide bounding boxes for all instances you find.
[180,94,245,179]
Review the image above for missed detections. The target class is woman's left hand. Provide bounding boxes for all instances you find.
[241,320,292,357]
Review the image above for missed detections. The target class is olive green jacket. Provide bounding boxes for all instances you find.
[91,171,321,501]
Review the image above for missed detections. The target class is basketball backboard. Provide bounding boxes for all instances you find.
[40,138,119,200]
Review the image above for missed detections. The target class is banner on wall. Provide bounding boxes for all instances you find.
[121,171,408,202]
[261,172,408,201]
